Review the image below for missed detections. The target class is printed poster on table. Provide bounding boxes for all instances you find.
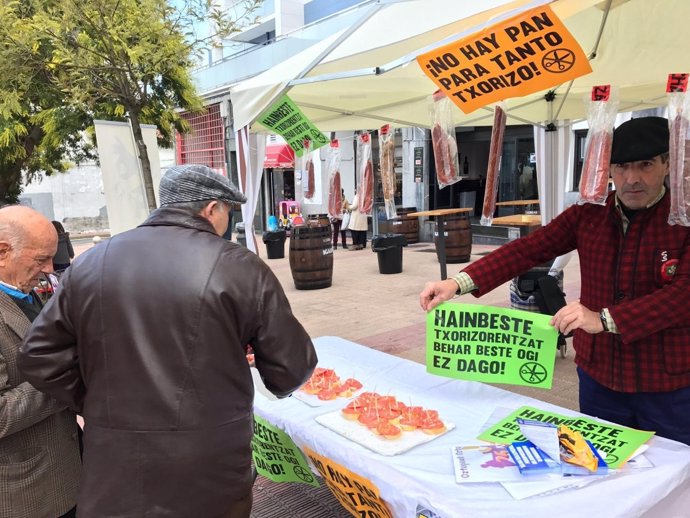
[426,302,558,388]
[251,415,319,487]
[477,406,655,469]
[258,95,329,157]
[416,5,592,113]
[304,447,393,518]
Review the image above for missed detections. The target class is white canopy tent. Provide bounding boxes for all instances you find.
[230,0,690,227]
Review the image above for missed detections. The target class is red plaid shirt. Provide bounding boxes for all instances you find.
[463,191,690,392]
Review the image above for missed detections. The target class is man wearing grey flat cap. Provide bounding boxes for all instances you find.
[19,164,317,517]
[420,116,690,446]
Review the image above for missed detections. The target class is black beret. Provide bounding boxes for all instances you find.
[159,164,246,206]
[610,116,669,164]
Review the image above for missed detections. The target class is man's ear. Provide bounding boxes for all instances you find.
[199,201,222,225]
[0,241,11,264]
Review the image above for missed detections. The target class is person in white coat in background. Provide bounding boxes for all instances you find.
[348,188,369,250]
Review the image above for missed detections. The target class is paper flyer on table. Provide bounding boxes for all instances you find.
[450,443,606,500]
[451,444,524,483]
[501,475,599,500]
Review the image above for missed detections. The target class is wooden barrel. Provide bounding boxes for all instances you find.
[434,214,472,263]
[378,207,419,244]
[289,225,334,290]
[307,213,331,229]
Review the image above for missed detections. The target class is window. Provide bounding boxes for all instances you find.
[573,129,588,191]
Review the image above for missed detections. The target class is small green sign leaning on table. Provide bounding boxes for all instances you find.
[426,302,558,388]
[477,405,655,469]
[252,414,320,487]
[258,95,329,157]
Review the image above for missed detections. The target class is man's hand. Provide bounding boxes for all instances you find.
[420,279,458,311]
[550,300,604,335]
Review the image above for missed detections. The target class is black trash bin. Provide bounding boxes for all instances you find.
[263,229,287,259]
[371,233,406,274]
[235,222,246,248]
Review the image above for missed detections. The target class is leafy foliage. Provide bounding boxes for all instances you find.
[0,0,259,206]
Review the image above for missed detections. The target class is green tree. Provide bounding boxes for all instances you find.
[1,0,259,209]
[0,1,94,204]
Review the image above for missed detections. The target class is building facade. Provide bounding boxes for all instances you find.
[185,1,539,239]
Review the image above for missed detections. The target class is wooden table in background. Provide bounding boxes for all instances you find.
[408,208,473,280]
[495,199,540,214]
[491,214,542,238]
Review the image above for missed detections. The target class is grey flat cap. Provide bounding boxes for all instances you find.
[159,164,247,206]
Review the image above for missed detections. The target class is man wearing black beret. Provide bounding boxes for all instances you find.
[421,116,690,446]
[18,164,318,517]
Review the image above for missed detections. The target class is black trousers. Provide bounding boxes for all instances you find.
[351,230,367,247]
[331,219,347,246]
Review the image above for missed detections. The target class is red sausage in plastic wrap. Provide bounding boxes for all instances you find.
[328,171,342,218]
[667,75,690,226]
[304,158,315,199]
[379,124,397,220]
[360,160,374,214]
[430,91,461,188]
[326,140,343,219]
[481,105,507,226]
[578,85,618,206]
[432,123,456,185]
[579,131,612,203]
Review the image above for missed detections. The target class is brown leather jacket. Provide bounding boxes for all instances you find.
[19,208,317,517]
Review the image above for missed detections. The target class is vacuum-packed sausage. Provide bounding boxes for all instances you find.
[481,105,507,226]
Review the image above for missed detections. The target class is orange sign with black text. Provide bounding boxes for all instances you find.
[417,5,591,113]
[304,447,393,518]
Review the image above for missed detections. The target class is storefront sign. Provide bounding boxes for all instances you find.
[426,302,557,388]
[251,415,319,487]
[258,95,329,156]
[477,406,655,469]
[414,146,424,183]
[416,5,591,113]
[304,447,393,518]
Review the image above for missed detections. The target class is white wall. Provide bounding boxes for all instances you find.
[20,147,175,234]
[20,163,105,230]
[275,0,306,36]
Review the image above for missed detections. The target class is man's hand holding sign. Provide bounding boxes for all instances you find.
[420,283,605,337]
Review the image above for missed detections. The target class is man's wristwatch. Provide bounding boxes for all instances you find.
[599,310,609,332]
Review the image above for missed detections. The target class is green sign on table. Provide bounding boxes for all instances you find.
[426,302,558,388]
[258,95,329,157]
[252,414,319,487]
[477,406,655,469]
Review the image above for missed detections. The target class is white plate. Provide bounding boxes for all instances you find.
[293,385,365,407]
[316,410,455,456]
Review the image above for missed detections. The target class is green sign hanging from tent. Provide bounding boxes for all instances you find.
[426,302,558,388]
[258,95,329,157]
[252,414,320,487]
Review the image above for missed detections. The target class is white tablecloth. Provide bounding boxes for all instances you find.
[252,336,690,518]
